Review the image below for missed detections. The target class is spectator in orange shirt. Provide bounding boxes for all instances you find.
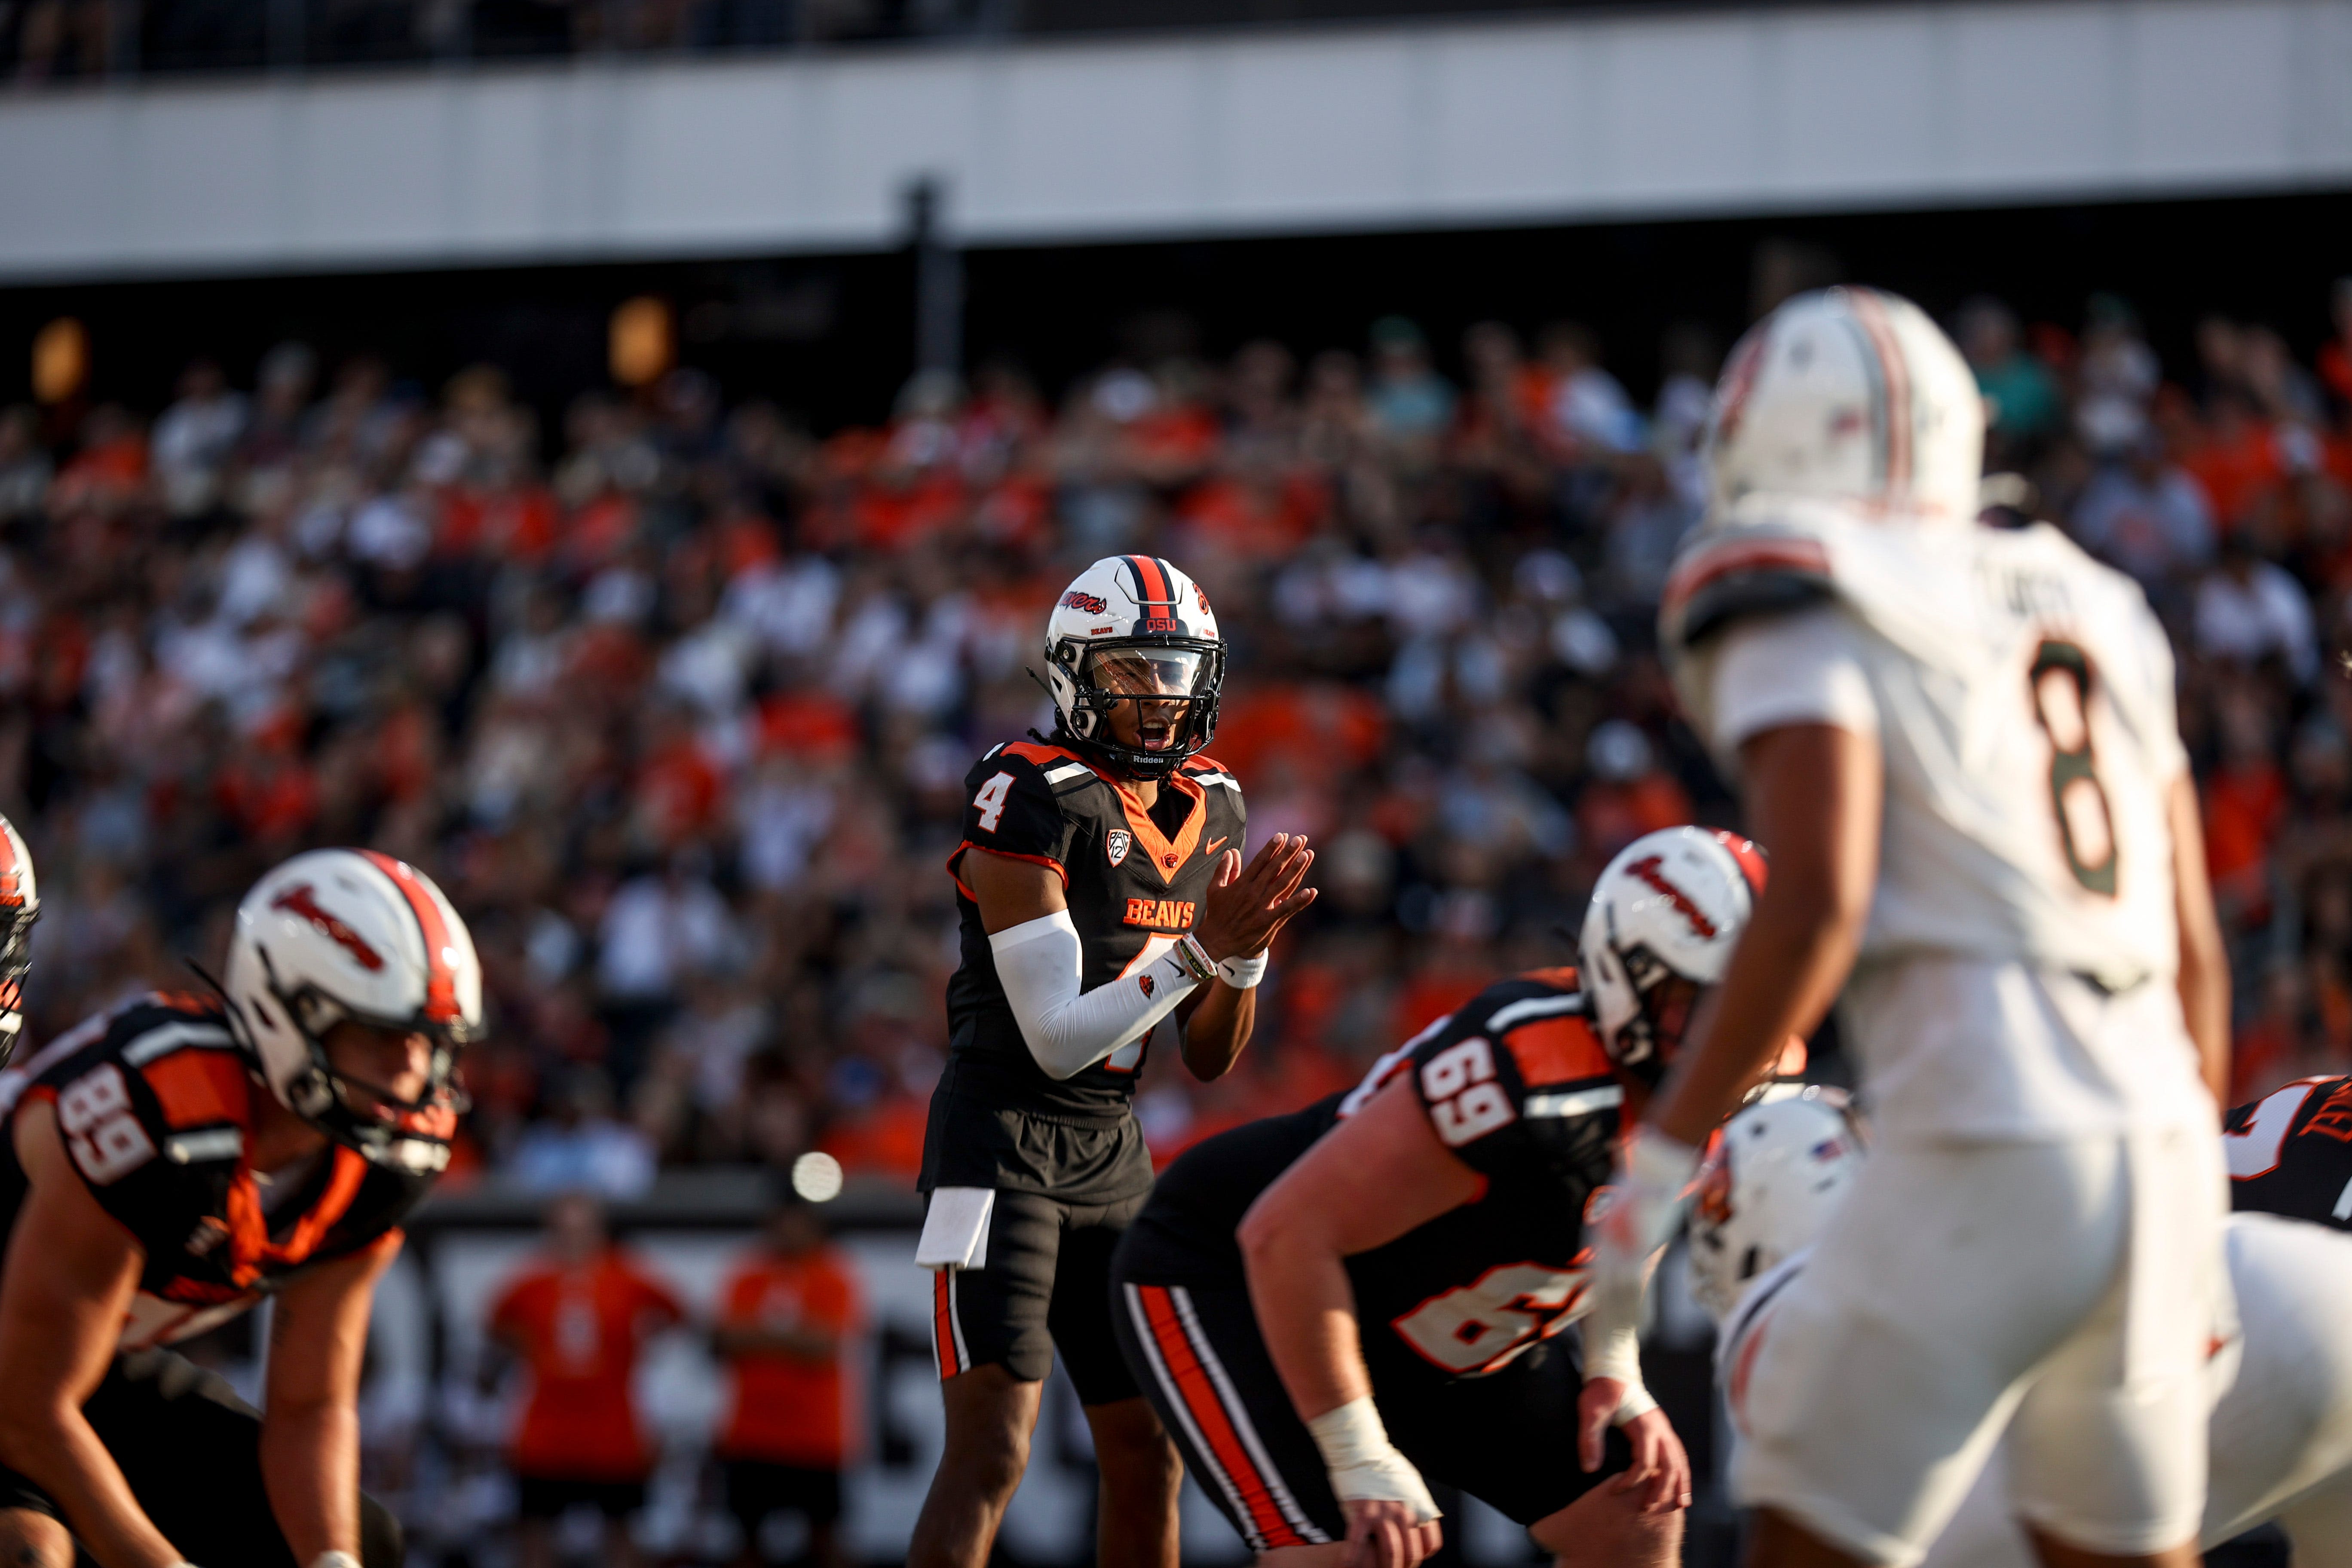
[487,1193,687,1568]
[713,1194,866,1568]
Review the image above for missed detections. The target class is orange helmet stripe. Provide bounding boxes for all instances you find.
[358,851,461,1025]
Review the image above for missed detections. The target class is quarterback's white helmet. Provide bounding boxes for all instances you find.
[0,813,36,1058]
[1707,287,1985,524]
[1688,1087,1867,1321]
[1044,555,1224,781]
[1579,826,1767,1087]
[221,849,481,1173]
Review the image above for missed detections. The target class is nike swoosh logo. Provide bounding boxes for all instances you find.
[1206,837,1228,857]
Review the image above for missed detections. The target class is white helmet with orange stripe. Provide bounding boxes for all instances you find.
[222,849,482,1173]
[0,813,37,1061]
[1043,554,1225,781]
[1706,287,1985,524]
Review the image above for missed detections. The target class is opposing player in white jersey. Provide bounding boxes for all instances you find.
[1585,287,2233,1568]
[1698,1094,2352,1568]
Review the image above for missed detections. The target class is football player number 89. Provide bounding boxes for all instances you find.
[58,1063,157,1184]
[2029,640,2118,897]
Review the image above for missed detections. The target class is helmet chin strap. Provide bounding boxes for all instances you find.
[239,949,466,1170]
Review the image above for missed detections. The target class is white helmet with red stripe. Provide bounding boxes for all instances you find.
[1578,826,1767,1088]
[222,848,481,1173]
[0,813,37,1061]
[1044,554,1225,781]
[1706,287,1984,524]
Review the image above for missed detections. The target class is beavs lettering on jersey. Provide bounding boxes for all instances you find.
[1625,856,1717,938]
[1124,897,1197,931]
[270,883,385,971]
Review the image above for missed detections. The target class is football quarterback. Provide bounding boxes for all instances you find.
[911,556,1317,1568]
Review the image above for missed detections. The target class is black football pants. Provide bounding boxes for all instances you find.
[0,1347,402,1568]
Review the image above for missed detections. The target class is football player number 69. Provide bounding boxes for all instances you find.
[1391,1262,1589,1376]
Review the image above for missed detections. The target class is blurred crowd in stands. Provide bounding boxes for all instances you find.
[2,0,972,80]
[4,280,2352,1201]
[2,0,1605,81]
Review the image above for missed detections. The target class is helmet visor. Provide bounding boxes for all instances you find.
[1086,646,1209,699]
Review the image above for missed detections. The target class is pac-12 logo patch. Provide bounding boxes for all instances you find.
[1106,829,1132,867]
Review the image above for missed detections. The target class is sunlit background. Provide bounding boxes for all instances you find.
[0,1,2346,1562]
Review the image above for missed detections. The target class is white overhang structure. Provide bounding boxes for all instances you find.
[0,0,2346,282]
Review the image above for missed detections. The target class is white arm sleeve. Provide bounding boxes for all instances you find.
[989,912,1201,1081]
[1709,606,1880,757]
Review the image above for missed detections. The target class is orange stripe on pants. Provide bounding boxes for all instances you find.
[934,1270,962,1379]
[1136,1286,1309,1550]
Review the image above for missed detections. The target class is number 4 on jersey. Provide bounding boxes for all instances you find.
[972,772,1015,833]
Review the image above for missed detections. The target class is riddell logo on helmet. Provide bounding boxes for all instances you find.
[271,884,386,971]
[1062,590,1108,615]
[1625,856,1718,939]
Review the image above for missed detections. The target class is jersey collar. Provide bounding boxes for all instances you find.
[1112,771,1207,888]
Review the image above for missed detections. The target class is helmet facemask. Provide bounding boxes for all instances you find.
[0,902,37,1064]
[1049,636,1224,781]
[1594,925,1705,1091]
[246,946,475,1175]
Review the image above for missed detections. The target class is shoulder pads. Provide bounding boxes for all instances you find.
[1660,531,1834,652]
[995,741,1105,796]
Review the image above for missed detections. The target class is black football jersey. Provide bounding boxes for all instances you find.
[0,992,434,1349]
[2226,1075,2352,1229]
[1120,968,1622,1386]
[924,739,1248,1201]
